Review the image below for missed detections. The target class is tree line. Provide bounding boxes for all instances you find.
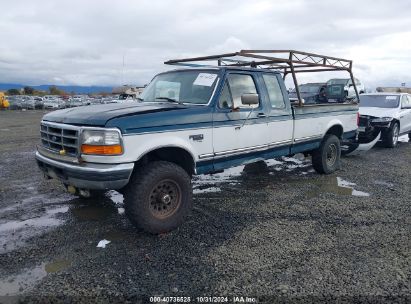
[6,86,67,96]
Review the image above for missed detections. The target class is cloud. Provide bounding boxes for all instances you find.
[0,0,410,89]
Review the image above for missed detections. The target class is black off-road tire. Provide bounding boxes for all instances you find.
[312,134,341,174]
[124,161,192,234]
[383,122,399,148]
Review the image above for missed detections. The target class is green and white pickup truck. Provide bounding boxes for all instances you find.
[36,50,362,233]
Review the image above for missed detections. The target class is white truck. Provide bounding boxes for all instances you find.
[36,50,360,233]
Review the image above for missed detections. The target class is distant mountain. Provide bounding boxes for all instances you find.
[0,83,114,94]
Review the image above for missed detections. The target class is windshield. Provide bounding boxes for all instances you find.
[359,95,400,108]
[327,79,348,85]
[139,70,219,104]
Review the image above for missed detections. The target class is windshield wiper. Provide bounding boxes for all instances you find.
[155,97,183,104]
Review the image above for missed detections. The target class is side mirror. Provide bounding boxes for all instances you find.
[241,93,259,106]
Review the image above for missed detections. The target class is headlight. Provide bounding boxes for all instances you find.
[81,129,123,155]
[371,117,393,123]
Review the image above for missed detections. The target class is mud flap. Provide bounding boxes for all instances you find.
[342,132,381,156]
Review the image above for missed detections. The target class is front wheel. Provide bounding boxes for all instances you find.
[311,134,341,174]
[124,161,192,234]
[383,122,399,148]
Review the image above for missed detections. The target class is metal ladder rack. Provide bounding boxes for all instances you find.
[164,50,359,106]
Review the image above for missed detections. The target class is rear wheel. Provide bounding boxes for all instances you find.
[312,134,341,174]
[124,161,192,234]
[383,122,399,148]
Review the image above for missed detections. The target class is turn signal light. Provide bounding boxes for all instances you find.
[81,144,123,155]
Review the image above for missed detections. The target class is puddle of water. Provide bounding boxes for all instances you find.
[0,205,69,254]
[337,177,370,197]
[0,259,72,296]
[303,176,370,198]
[71,204,115,221]
[0,206,69,232]
[0,264,46,296]
[374,180,394,188]
[0,192,72,214]
[0,217,63,233]
[44,259,71,273]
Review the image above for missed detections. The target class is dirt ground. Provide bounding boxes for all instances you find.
[0,110,410,303]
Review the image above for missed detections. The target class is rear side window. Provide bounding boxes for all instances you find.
[227,74,258,108]
[263,74,286,109]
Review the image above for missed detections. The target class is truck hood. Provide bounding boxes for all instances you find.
[42,102,187,126]
[359,107,399,118]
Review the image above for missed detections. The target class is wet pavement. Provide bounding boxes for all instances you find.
[0,110,410,302]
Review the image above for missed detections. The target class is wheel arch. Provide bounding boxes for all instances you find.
[391,118,400,128]
[325,123,344,139]
[136,145,196,176]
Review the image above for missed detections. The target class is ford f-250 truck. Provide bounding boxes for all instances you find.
[36,50,359,233]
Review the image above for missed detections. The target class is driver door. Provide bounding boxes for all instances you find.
[211,73,269,169]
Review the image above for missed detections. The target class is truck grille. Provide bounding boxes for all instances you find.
[40,122,80,156]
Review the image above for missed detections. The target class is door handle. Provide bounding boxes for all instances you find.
[257,113,266,118]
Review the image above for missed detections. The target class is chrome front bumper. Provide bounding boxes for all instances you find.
[35,151,134,190]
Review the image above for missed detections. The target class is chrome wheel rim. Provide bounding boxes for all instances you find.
[326,143,337,167]
[149,179,181,219]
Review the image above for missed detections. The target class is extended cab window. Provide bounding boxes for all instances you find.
[263,74,286,109]
[227,74,258,109]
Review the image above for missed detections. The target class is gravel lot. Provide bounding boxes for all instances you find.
[0,110,410,303]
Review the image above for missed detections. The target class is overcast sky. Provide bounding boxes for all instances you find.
[1,0,410,90]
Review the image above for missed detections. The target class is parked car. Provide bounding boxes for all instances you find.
[358,93,411,147]
[289,83,327,104]
[67,100,84,108]
[83,98,102,106]
[34,97,44,109]
[7,96,22,110]
[44,99,65,110]
[36,63,359,234]
[20,96,36,110]
[101,97,121,104]
[326,78,365,102]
